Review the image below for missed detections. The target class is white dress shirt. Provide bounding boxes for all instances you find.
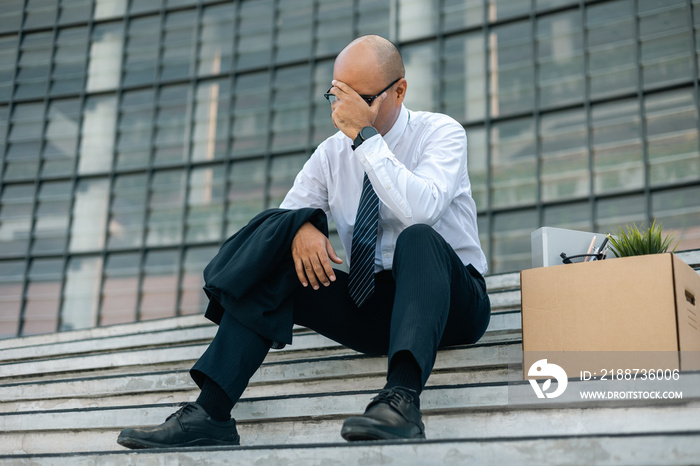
[280,104,488,275]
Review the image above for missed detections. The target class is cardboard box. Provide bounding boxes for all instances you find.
[521,253,700,379]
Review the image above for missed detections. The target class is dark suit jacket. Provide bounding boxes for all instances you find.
[202,208,328,347]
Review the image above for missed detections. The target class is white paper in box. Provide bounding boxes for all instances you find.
[531,226,610,268]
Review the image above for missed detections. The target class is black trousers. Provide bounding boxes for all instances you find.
[191,224,491,405]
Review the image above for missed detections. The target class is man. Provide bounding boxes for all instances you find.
[117,34,490,449]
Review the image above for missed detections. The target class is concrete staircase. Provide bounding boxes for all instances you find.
[1,251,699,465]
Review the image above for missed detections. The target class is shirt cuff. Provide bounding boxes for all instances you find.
[353,134,383,173]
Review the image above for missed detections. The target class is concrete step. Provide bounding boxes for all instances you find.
[3,432,699,466]
[0,305,522,367]
[0,308,522,367]
[1,251,697,462]
[0,311,523,382]
[0,247,695,356]
[1,380,699,455]
[0,273,520,354]
[0,432,700,466]
[0,341,521,412]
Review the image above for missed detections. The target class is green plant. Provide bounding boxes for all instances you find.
[608,220,679,258]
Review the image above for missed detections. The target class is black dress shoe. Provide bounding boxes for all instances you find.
[341,387,426,441]
[117,402,240,449]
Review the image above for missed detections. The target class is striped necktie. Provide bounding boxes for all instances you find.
[348,173,380,308]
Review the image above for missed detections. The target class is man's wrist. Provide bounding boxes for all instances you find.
[353,126,378,149]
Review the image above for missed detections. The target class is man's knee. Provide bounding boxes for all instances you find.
[396,224,440,253]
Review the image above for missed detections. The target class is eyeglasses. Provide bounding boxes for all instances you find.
[324,77,402,105]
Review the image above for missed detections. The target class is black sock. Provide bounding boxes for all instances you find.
[196,376,233,422]
[385,351,422,408]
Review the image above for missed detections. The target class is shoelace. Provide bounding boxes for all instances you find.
[165,401,198,422]
[370,388,414,410]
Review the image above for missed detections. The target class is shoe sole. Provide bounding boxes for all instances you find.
[341,423,426,442]
[117,434,240,450]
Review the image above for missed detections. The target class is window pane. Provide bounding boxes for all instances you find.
[591,99,643,194]
[695,0,700,78]
[537,0,578,9]
[140,250,179,321]
[155,84,191,166]
[116,89,154,170]
[272,65,311,152]
[586,0,637,99]
[489,21,534,117]
[167,0,197,8]
[33,180,72,254]
[79,95,117,174]
[492,209,538,273]
[537,11,584,108]
[443,33,486,123]
[226,159,266,233]
[161,10,196,81]
[403,42,438,112]
[87,21,123,92]
[100,252,140,326]
[443,0,484,31]
[43,98,80,177]
[0,184,34,257]
[596,194,646,233]
[58,0,91,24]
[543,201,591,231]
[129,0,159,15]
[269,153,308,207]
[540,109,589,202]
[316,0,353,57]
[6,102,44,181]
[15,31,52,100]
[60,256,102,331]
[487,0,530,22]
[645,89,700,187]
[94,0,126,20]
[51,26,88,96]
[0,35,19,101]
[180,246,218,316]
[186,165,225,243]
[0,0,23,34]
[123,15,160,87]
[23,258,63,336]
[639,0,692,88]
[312,60,335,146]
[231,72,270,157]
[652,186,700,251]
[108,174,147,249]
[490,117,537,208]
[147,170,186,246]
[399,0,438,42]
[236,0,273,70]
[466,126,487,211]
[275,0,313,63]
[0,104,7,149]
[192,79,230,162]
[358,0,392,36]
[0,261,24,339]
[70,178,109,252]
[199,3,235,76]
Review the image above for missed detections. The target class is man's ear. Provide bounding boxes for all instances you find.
[395,79,407,102]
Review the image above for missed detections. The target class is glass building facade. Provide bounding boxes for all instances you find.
[1,0,700,338]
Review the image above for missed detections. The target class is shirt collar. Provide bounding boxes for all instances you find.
[382,104,409,150]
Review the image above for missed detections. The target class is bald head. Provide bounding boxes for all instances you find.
[336,35,405,84]
[331,35,407,136]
